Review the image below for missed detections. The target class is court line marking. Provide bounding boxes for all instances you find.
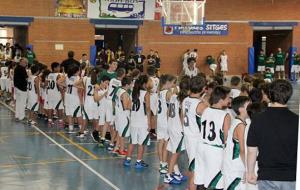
[0,101,121,190]
[57,132,99,160]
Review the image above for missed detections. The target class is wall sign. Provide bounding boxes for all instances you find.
[163,23,229,36]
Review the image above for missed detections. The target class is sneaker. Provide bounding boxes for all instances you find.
[159,165,168,174]
[112,149,119,155]
[76,132,85,138]
[123,158,131,167]
[135,160,149,169]
[118,150,127,156]
[83,130,89,135]
[69,125,74,132]
[98,139,105,148]
[107,144,114,151]
[172,172,188,182]
[91,131,100,143]
[164,174,182,185]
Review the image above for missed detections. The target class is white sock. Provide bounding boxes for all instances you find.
[160,161,164,165]
[136,160,141,162]
[174,164,180,175]
[69,125,74,131]
[126,157,131,160]
[162,162,167,167]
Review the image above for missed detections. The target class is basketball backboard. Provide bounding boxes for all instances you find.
[157,0,206,25]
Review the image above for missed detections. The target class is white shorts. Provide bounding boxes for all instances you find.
[82,104,99,120]
[275,65,285,72]
[194,144,224,189]
[129,127,150,145]
[266,67,274,74]
[47,96,64,110]
[98,101,106,125]
[184,136,198,171]
[157,118,169,141]
[115,115,130,138]
[6,79,11,93]
[0,78,7,91]
[105,99,114,123]
[291,65,300,73]
[65,104,81,117]
[223,171,245,190]
[257,66,265,72]
[209,64,217,71]
[166,131,185,154]
[150,93,158,115]
[220,62,228,72]
[27,96,39,112]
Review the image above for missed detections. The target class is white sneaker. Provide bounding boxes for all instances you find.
[76,132,85,138]
[69,125,74,132]
[83,130,89,135]
[164,174,181,185]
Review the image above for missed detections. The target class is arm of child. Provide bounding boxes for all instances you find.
[247,147,258,185]
[223,114,231,143]
[122,92,132,110]
[144,92,151,131]
[234,123,246,166]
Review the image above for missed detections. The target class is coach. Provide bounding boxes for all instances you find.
[247,80,298,190]
[14,58,28,121]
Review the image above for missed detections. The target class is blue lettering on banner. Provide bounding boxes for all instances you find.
[163,23,229,36]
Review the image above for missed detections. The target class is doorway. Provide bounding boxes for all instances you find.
[253,30,292,70]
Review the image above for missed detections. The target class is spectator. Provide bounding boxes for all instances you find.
[117,54,128,72]
[115,45,124,60]
[257,50,266,74]
[189,49,198,60]
[265,53,275,74]
[182,57,198,78]
[14,58,28,121]
[154,51,160,70]
[182,49,190,70]
[80,53,90,68]
[147,49,156,67]
[134,50,146,73]
[96,48,106,68]
[218,50,228,80]
[275,48,288,79]
[247,79,298,190]
[105,47,115,65]
[61,50,80,73]
[127,51,136,72]
[26,47,35,67]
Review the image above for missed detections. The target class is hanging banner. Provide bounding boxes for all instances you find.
[55,0,87,18]
[163,23,229,36]
[88,0,155,19]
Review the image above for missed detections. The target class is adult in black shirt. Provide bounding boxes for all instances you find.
[61,51,80,73]
[14,58,28,121]
[134,51,146,73]
[147,49,156,68]
[247,79,298,190]
[117,54,128,72]
[127,51,136,72]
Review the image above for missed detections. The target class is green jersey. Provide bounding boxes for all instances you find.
[97,70,116,83]
[258,55,266,66]
[266,57,275,68]
[265,72,273,80]
[26,51,36,66]
[275,52,285,65]
[292,54,300,65]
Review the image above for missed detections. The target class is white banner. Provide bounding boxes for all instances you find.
[88,0,155,20]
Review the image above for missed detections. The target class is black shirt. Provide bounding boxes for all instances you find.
[61,58,80,73]
[14,65,28,91]
[247,107,298,181]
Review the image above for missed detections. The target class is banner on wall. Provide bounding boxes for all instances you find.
[88,0,155,19]
[55,0,87,18]
[163,23,229,36]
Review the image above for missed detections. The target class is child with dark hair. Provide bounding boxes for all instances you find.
[194,86,231,189]
[124,74,151,169]
[249,88,263,103]
[26,65,40,125]
[182,75,207,190]
[230,76,241,98]
[223,96,250,189]
[164,76,190,184]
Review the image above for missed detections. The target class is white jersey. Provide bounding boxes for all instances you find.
[200,107,228,148]
[168,94,183,134]
[220,54,228,64]
[47,73,61,97]
[1,66,8,79]
[230,88,241,99]
[28,75,37,96]
[65,76,80,104]
[223,118,246,173]
[157,89,168,124]
[107,78,121,100]
[83,77,97,106]
[183,67,198,78]
[182,97,201,138]
[130,90,148,128]
[183,53,189,69]
[150,76,159,93]
[115,88,130,118]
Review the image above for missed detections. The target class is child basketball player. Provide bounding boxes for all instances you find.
[101,68,126,150]
[27,65,40,125]
[194,86,231,190]
[147,66,159,137]
[60,65,83,132]
[164,76,190,184]
[47,62,64,127]
[113,76,132,156]
[80,68,101,138]
[123,74,151,169]
[157,74,176,174]
[223,96,250,189]
[182,75,207,190]
[93,76,110,143]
